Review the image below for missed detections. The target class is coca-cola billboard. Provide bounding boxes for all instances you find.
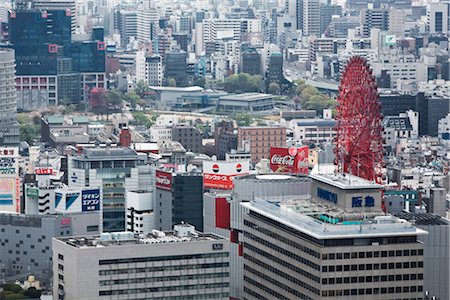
[270,146,309,174]
[155,170,172,191]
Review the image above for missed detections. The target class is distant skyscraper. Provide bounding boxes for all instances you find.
[360,8,389,37]
[0,48,19,146]
[165,50,188,87]
[427,1,449,33]
[32,0,77,34]
[302,0,321,36]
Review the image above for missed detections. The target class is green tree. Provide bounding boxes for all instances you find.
[135,80,150,98]
[193,76,206,88]
[234,113,253,126]
[23,287,41,299]
[123,91,141,108]
[268,82,281,94]
[167,77,176,87]
[20,124,39,144]
[133,112,153,128]
[223,73,263,93]
[106,90,122,108]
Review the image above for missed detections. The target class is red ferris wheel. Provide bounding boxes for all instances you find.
[334,56,383,183]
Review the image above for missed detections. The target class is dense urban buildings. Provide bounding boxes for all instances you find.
[1,0,450,298]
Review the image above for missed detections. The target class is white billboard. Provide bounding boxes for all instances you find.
[0,147,20,212]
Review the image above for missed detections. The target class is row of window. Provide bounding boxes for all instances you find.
[244,243,320,284]
[244,231,320,271]
[244,270,314,300]
[99,252,228,265]
[100,272,229,286]
[244,261,320,295]
[322,249,423,260]
[98,282,229,296]
[322,286,423,297]
[244,219,320,258]
[129,292,229,300]
[99,262,229,275]
[322,261,423,272]
[322,273,423,285]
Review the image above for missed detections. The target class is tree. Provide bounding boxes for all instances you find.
[123,91,141,108]
[167,77,176,87]
[223,73,263,93]
[132,112,153,128]
[193,76,206,88]
[20,124,39,145]
[234,113,253,126]
[106,90,122,108]
[268,82,281,94]
[135,80,150,98]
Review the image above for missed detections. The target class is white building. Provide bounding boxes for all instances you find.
[126,190,155,234]
[155,114,179,127]
[145,54,163,86]
[427,1,449,33]
[137,2,159,43]
[372,59,427,89]
[289,111,336,145]
[388,8,405,36]
[52,225,230,300]
[135,50,146,83]
[302,0,321,36]
[150,126,173,146]
[382,110,419,153]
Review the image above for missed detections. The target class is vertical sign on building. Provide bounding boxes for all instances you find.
[155,170,173,191]
[82,189,101,211]
[0,147,20,212]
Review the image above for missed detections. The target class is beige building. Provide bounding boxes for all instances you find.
[237,126,286,163]
[53,224,230,300]
[241,173,427,300]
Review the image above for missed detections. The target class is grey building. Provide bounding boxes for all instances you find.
[68,147,153,232]
[216,93,274,114]
[165,50,188,87]
[52,224,230,300]
[240,47,261,75]
[361,8,389,37]
[266,52,284,87]
[171,125,203,153]
[0,48,20,146]
[0,212,100,287]
[395,212,450,300]
[155,170,203,231]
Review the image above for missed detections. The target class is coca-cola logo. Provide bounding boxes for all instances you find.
[271,154,295,166]
[236,163,242,173]
[288,147,298,156]
[212,164,219,173]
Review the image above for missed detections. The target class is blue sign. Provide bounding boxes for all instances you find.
[0,194,13,205]
[55,193,63,208]
[66,193,80,210]
[352,196,375,208]
[317,188,338,204]
[82,189,100,212]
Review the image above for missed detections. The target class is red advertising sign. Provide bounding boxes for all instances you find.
[156,170,172,191]
[203,161,250,190]
[36,168,54,175]
[270,146,309,174]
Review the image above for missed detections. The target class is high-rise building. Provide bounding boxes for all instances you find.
[155,170,204,231]
[172,124,203,153]
[165,50,188,87]
[137,2,159,43]
[240,47,261,75]
[115,10,137,47]
[145,54,163,86]
[427,1,449,33]
[267,51,284,87]
[241,173,427,300]
[68,147,153,232]
[320,3,342,34]
[361,8,389,37]
[0,48,19,146]
[52,225,230,300]
[32,0,77,34]
[302,0,321,36]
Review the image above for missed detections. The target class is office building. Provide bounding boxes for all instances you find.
[242,173,427,300]
[32,0,77,34]
[137,3,158,43]
[361,8,389,37]
[302,0,321,36]
[204,174,312,299]
[427,1,449,33]
[217,93,274,114]
[155,170,203,231]
[240,47,261,75]
[52,225,230,300]
[125,190,155,234]
[68,147,153,232]
[165,50,188,87]
[0,48,19,146]
[0,212,100,286]
[320,3,342,35]
[237,126,286,163]
[289,118,336,144]
[266,51,284,87]
[145,54,163,86]
[115,10,137,47]
[172,125,203,153]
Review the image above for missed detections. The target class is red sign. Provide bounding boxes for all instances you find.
[15,177,20,213]
[203,161,250,190]
[156,170,172,191]
[270,146,309,174]
[36,168,53,175]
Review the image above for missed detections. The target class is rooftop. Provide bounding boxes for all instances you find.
[242,199,427,239]
[295,119,336,127]
[310,173,382,190]
[149,86,204,92]
[78,147,138,160]
[57,227,224,249]
[220,93,272,101]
